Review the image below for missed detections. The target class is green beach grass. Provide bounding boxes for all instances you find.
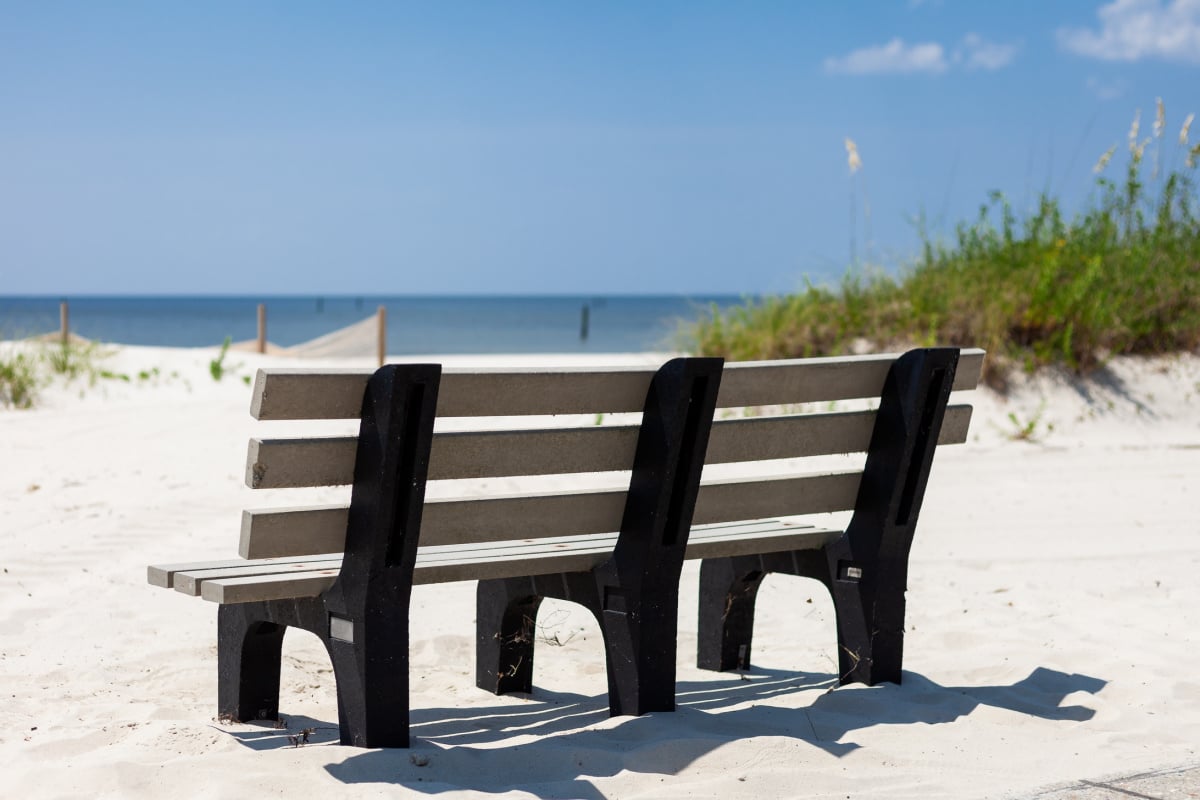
[0,340,112,409]
[685,105,1200,388]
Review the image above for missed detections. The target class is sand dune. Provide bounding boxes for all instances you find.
[1,344,1198,799]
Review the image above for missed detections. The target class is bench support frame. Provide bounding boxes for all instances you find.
[696,347,960,686]
[475,357,723,716]
[217,363,441,748]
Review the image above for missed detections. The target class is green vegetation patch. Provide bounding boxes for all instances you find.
[686,105,1200,389]
[0,351,40,409]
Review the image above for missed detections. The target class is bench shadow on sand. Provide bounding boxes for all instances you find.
[219,665,1106,796]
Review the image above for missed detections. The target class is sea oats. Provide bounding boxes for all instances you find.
[1128,109,1140,153]
[1133,137,1150,164]
[1154,97,1165,139]
[844,138,862,174]
[1181,113,1194,146]
[1093,144,1117,174]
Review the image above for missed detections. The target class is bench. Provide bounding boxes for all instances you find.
[147,348,983,749]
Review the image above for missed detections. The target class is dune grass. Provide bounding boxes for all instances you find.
[0,350,39,409]
[0,340,123,409]
[686,106,1200,387]
[0,341,108,408]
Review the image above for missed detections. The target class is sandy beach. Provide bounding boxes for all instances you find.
[1,342,1198,799]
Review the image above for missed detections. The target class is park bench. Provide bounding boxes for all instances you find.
[147,348,983,749]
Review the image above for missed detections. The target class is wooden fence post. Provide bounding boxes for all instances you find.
[257,304,267,354]
[60,301,69,346]
[377,306,387,367]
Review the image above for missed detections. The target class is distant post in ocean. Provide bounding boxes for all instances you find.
[580,303,590,341]
[257,304,267,354]
[60,300,69,346]
[377,306,387,367]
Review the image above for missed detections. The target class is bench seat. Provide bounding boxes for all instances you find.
[151,517,841,602]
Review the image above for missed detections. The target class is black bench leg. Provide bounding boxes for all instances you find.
[696,549,831,673]
[470,357,723,718]
[827,552,906,686]
[217,604,286,724]
[696,558,765,672]
[477,574,680,716]
[475,578,543,696]
[597,588,678,716]
[326,622,411,748]
[826,347,960,687]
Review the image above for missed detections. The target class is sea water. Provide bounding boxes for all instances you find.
[0,295,747,354]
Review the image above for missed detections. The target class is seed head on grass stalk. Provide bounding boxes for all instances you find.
[845,138,863,266]
[844,138,862,174]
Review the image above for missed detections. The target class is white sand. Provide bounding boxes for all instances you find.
[1,343,1198,799]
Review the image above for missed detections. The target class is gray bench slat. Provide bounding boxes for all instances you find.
[250,349,984,420]
[239,506,351,559]
[167,518,811,589]
[718,348,983,409]
[238,506,802,559]
[246,425,639,488]
[693,471,861,524]
[245,404,973,489]
[252,367,660,420]
[414,517,808,559]
[201,571,339,604]
[173,559,342,596]
[239,471,863,558]
[187,519,842,603]
[147,553,340,590]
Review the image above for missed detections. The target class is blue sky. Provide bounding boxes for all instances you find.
[2,1,1198,295]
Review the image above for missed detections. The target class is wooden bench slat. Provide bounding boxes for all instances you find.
[693,471,862,525]
[245,404,973,489]
[172,560,339,597]
[708,404,971,464]
[414,517,808,558]
[147,553,340,589]
[718,348,983,408]
[249,349,985,420]
[173,559,342,596]
[415,521,839,569]
[195,519,843,603]
[246,425,641,488]
[202,571,340,604]
[239,471,864,559]
[238,506,348,560]
[251,367,661,420]
[238,510,805,560]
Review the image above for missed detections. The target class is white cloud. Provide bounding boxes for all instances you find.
[1086,76,1130,99]
[1058,0,1200,63]
[823,38,948,75]
[825,34,1018,76]
[956,33,1020,70]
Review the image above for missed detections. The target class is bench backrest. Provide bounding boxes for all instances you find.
[239,349,984,562]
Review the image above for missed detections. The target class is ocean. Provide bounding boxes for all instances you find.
[0,295,747,354]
